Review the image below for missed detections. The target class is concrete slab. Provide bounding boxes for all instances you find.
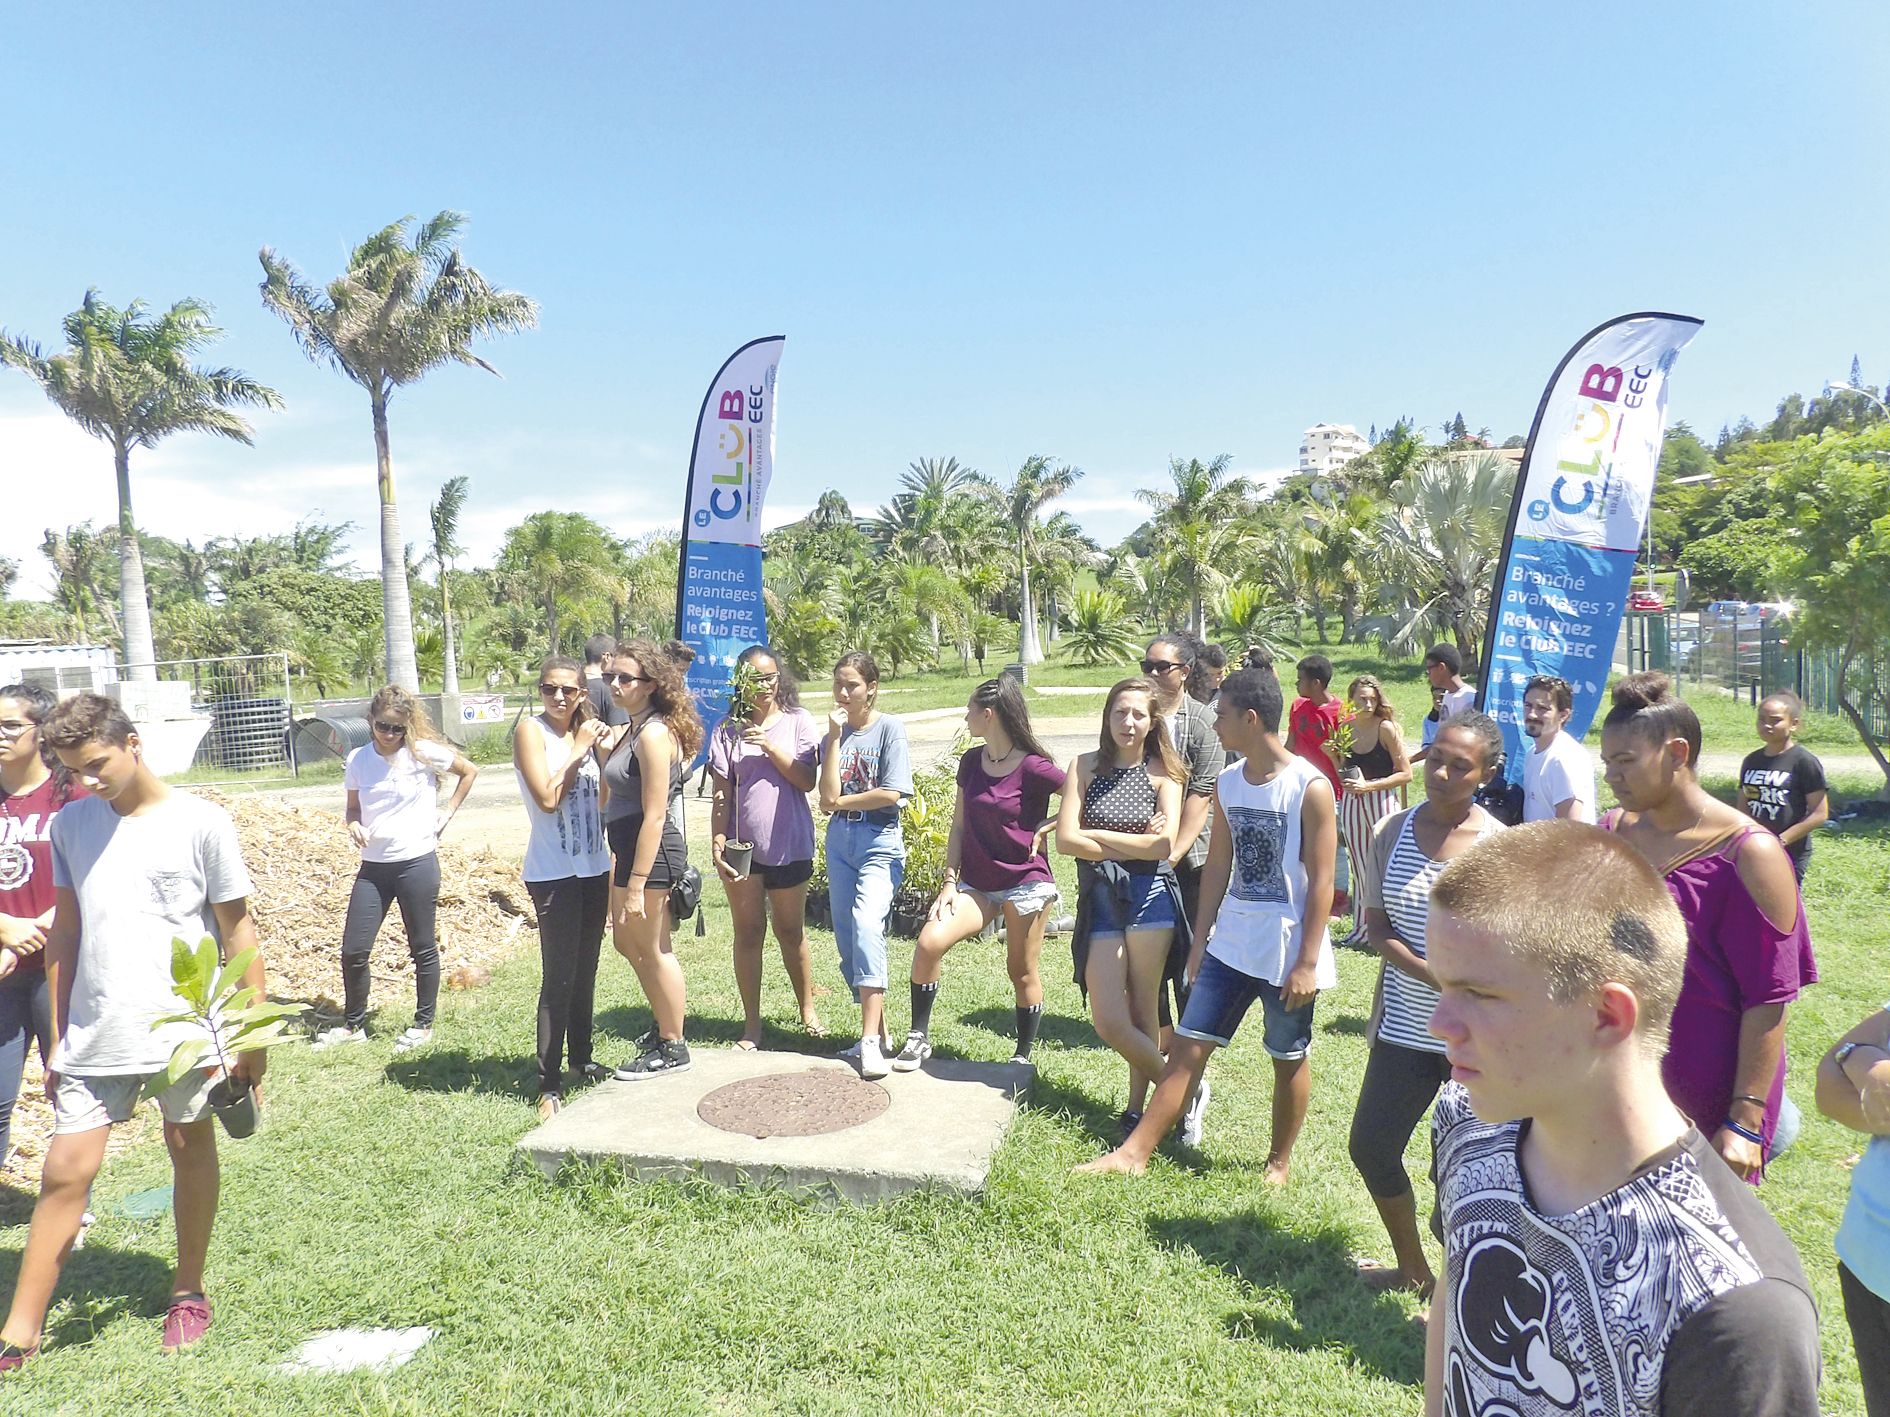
[517,1047,1031,1204]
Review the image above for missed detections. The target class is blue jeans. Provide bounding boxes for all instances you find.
[0,975,51,1160]
[826,816,904,995]
[1175,951,1315,1059]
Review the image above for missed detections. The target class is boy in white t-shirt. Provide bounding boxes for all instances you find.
[0,695,268,1370]
[1078,667,1337,1182]
[1414,644,1475,762]
[1520,674,1596,823]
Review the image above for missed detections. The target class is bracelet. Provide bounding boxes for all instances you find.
[1724,1119,1766,1147]
[1732,1093,1768,1111]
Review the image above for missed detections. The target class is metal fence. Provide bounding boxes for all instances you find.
[112,652,300,783]
[1618,611,1889,740]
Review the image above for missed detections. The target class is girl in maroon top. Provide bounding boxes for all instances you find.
[0,684,88,1162]
[1599,673,1814,1185]
[892,678,1065,1072]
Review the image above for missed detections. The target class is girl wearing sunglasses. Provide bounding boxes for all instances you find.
[598,640,703,1079]
[514,658,612,1119]
[315,686,478,1053]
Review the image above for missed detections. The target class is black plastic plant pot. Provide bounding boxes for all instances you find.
[208,1075,260,1139]
[722,842,754,882]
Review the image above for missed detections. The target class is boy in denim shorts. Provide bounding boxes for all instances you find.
[1078,667,1336,1181]
[0,695,268,1369]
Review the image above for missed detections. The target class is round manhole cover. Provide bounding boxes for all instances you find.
[697,1068,890,1138]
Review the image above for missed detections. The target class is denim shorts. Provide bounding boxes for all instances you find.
[971,879,1060,918]
[1088,870,1175,937]
[1175,951,1315,1059]
[54,1067,218,1134]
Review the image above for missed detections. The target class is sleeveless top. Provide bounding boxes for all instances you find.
[517,716,610,882]
[1375,807,1505,1053]
[1207,756,1336,988]
[1081,761,1158,834]
[602,726,685,826]
[1601,813,1817,1151]
[1346,719,1395,780]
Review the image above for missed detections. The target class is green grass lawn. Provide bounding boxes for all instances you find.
[10,787,1888,1413]
[24,640,1886,1413]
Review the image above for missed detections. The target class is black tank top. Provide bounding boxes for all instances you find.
[1347,722,1395,780]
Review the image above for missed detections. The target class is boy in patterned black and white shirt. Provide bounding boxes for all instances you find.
[1423,821,1818,1416]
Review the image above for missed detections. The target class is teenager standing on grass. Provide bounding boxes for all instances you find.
[896,677,1064,1071]
[600,640,702,1079]
[1739,691,1827,883]
[708,645,825,1048]
[1057,678,1184,1142]
[1425,823,1820,1416]
[0,695,269,1368]
[819,652,913,1080]
[1817,1001,1890,1414]
[1077,667,1335,1179]
[515,656,612,1121]
[1411,643,1473,762]
[1600,672,1815,1184]
[315,687,477,1053]
[1347,713,1505,1304]
[1335,674,1411,948]
[0,686,88,1164]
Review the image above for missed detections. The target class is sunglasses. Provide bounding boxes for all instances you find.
[1140,659,1185,675]
[606,671,652,686]
[538,683,583,697]
[373,720,408,737]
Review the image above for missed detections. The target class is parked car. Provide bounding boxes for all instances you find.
[1628,588,1666,612]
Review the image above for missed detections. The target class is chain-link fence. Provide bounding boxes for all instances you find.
[1619,610,1888,739]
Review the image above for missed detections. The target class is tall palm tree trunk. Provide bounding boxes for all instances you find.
[440,566,461,696]
[373,394,420,690]
[114,440,158,680]
[1017,541,1043,665]
[1191,585,1205,638]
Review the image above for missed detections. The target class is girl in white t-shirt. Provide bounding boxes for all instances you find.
[314,686,478,1053]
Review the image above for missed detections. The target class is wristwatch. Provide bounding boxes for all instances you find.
[1836,1041,1888,1078]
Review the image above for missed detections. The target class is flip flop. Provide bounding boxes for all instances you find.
[801,1019,828,1039]
[734,1039,760,1052]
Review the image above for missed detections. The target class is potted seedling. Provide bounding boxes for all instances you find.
[1330,702,1361,785]
[718,659,771,882]
[147,934,307,1139]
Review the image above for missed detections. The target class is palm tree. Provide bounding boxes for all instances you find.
[2,293,280,678]
[1062,589,1141,666]
[1135,455,1254,635]
[259,212,537,690]
[1362,453,1517,669]
[1212,584,1298,667]
[972,455,1082,665]
[426,476,469,695]
[39,525,120,643]
[495,510,624,655]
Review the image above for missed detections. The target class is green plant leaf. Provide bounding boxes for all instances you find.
[226,1021,292,1053]
[210,946,258,1003]
[191,936,219,1001]
[143,1038,209,1099]
[169,936,208,1008]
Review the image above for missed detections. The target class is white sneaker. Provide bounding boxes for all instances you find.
[891,1033,932,1072]
[858,1035,891,1080]
[1180,1075,1212,1148]
[311,1025,367,1051]
[392,1026,434,1053]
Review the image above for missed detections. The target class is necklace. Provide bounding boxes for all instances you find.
[982,743,1021,772]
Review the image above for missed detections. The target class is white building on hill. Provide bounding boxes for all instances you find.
[1298,423,1371,477]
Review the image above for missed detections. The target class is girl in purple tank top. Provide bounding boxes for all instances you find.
[1599,673,1815,1185]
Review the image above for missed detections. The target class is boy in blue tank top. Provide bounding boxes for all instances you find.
[1077,667,1337,1180]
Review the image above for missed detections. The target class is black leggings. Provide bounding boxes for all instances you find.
[1349,1037,1454,1200]
[341,852,441,1030]
[527,872,609,1096]
[1843,1262,1890,1416]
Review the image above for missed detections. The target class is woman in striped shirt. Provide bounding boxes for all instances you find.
[1347,710,1506,1304]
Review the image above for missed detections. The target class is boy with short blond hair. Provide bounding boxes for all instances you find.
[1424,821,1819,1416]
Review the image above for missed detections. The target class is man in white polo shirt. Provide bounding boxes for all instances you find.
[1521,674,1595,823]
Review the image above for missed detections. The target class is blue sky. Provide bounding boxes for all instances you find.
[4,1,1887,597]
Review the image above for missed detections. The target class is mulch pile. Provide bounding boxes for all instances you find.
[1,789,535,1191]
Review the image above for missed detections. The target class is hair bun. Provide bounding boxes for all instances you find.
[1610,671,1673,713]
